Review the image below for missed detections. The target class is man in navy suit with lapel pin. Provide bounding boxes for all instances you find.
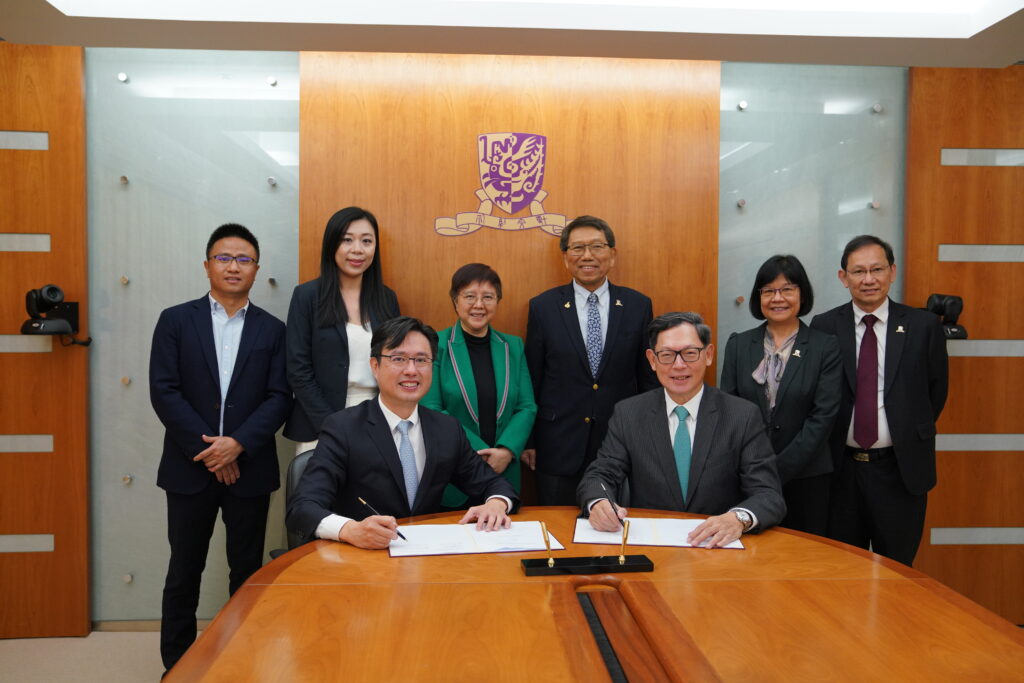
[523,215,658,505]
[150,224,290,672]
[286,316,518,549]
[811,235,948,565]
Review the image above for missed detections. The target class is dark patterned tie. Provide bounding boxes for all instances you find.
[586,292,603,377]
[854,314,879,449]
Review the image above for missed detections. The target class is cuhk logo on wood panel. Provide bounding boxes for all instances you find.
[435,133,566,237]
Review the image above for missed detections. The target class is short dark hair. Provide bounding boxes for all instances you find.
[370,316,439,360]
[749,255,814,319]
[206,223,259,261]
[559,215,616,252]
[449,263,503,302]
[841,235,895,270]
[647,312,712,350]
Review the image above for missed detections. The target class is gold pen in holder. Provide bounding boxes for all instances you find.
[540,521,554,567]
[619,519,630,565]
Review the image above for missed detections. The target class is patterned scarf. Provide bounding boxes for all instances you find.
[751,329,798,411]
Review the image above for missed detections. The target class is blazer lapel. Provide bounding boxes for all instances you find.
[774,322,808,406]
[190,297,220,387]
[490,331,511,422]
[557,283,592,377]
[884,300,906,396]
[597,283,624,379]
[366,402,411,516]
[226,305,262,397]
[415,410,444,516]
[646,392,686,511]
[747,326,770,416]
[687,387,719,508]
[448,326,480,425]
[837,304,858,392]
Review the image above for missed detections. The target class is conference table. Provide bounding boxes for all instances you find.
[167,507,1024,681]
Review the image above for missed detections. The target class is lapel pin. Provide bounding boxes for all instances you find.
[564,301,571,309]
[615,299,623,307]
[896,325,905,333]
[793,349,801,358]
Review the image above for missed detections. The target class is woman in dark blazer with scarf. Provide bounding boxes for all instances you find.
[423,263,537,508]
[720,254,841,535]
[284,206,400,450]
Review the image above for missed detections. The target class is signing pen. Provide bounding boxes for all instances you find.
[357,496,407,541]
[600,482,625,527]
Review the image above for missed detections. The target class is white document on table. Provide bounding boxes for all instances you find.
[389,521,566,557]
[572,517,744,549]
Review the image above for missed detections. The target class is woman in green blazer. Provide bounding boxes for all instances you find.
[423,263,538,508]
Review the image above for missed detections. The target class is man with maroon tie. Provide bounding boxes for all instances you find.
[811,235,948,565]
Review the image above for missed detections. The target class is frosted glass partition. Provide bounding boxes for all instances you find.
[718,63,906,374]
[86,48,299,621]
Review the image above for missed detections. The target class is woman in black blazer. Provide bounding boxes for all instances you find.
[284,207,400,450]
[720,255,841,535]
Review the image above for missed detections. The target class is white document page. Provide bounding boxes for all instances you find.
[389,521,566,557]
[573,517,744,549]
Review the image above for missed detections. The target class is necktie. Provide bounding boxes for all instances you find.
[586,292,603,377]
[673,406,691,504]
[397,420,419,508]
[853,314,879,449]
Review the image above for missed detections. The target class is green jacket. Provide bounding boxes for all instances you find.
[422,324,538,507]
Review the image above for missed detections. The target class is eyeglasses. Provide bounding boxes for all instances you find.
[459,293,498,305]
[759,284,800,298]
[210,254,257,266]
[378,354,433,367]
[845,266,890,280]
[566,242,610,256]
[653,347,705,365]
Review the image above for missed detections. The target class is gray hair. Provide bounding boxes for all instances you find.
[647,311,712,349]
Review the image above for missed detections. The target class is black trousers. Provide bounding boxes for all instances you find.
[780,472,831,536]
[827,453,926,566]
[536,422,606,506]
[161,482,270,671]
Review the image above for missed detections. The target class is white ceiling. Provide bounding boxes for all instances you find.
[3,0,1023,67]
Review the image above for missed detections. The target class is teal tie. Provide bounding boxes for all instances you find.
[673,406,691,504]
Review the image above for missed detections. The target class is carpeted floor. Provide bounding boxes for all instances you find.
[0,631,166,682]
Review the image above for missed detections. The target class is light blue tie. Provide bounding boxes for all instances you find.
[673,406,691,504]
[585,292,603,377]
[397,420,418,508]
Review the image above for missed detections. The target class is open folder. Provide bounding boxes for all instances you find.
[389,521,566,558]
[573,517,744,549]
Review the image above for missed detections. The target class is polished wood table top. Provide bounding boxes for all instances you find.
[169,508,1024,682]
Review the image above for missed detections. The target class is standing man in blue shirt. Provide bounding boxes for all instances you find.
[523,215,658,505]
[149,224,290,672]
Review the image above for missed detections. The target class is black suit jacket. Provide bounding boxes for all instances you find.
[720,321,841,483]
[150,296,291,497]
[578,386,785,528]
[810,300,949,495]
[286,399,520,539]
[525,282,658,476]
[283,278,400,441]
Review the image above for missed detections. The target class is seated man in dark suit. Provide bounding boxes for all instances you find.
[579,312,785,548]
[287,316,519,549]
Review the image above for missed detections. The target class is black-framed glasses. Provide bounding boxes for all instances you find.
[565,242,610,256]
[653,347,705,365]
[759,284,799,298]
[210,254,257,266]
[379,354,433,367]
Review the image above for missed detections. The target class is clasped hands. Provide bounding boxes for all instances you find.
[588,500,744,548]
[340,497,512,550]
[193,435,243,485]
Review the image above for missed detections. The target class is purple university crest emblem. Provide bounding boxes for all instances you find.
[434,132,565,237]
[478,133,546,215]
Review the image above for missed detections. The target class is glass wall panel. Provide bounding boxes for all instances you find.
[86,48,299,621]
[718,63,906,375]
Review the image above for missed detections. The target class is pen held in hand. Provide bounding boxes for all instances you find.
[599,482,625,527]
[357,496,407,541]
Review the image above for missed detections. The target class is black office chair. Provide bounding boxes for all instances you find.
[926,293,968,339]
[268,449,315,560]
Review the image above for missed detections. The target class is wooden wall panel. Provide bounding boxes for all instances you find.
[905,65,1024,624]
[0,43,89,637]
[299,53,719,342]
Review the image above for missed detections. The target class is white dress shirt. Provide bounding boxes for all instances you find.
[209,294,249,435]
[572,278,610,345]
[846,298,894,449]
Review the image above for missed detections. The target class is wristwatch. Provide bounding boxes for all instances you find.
[732,509,753,532]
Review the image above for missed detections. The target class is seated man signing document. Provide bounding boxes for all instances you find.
[287,317,519,549]
[578,312,785,547]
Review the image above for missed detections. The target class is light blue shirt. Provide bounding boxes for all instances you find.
[572,278,610,345]
[209,294,249,435]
